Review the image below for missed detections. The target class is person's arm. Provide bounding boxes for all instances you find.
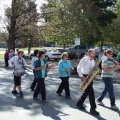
[34,60,46,71]
[103,60,120,72]
[77,58,85,78]
[9,57,14,69]
[58,61,65,71]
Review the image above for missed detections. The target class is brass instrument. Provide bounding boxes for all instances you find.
[79,60,101,92]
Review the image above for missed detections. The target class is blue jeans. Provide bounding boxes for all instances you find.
[97,77,115,106]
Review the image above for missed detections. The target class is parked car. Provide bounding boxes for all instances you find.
[66,45,92,59]
[45,49,61,61]
[29,49,61,61]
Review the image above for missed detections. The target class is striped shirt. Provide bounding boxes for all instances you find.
[101,58,115,78]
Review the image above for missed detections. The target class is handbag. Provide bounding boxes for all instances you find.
[13,59,25,76]
[13,69,25,76]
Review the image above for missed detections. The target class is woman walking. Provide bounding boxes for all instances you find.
[33,50,56,103]
[30,50,39,91]
[56,52,72,99]
[97,49,120,110]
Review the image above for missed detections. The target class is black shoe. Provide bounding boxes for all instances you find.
[90,109,99,115]
[76,104,85,110]
[19,92,24,97]
[56,92,62,96]
[65,96,71,99]
[12,90,19,94]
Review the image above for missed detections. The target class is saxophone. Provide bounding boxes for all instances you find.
[79,60,101,92]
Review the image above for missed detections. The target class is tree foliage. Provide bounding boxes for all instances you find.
[40,0,119,48]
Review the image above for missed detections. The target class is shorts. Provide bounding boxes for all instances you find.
[14,75,21,86]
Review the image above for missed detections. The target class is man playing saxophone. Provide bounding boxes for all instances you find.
[76,49,99,115]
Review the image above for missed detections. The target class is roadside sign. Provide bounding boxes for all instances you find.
[75,38,80,45]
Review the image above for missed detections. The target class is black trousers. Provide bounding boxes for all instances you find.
[57,77,70,97]
[33,78,46,100]
[30,69,37,90]
[99,61,102,70]
[5,58,8,67]
[76,75,96,109]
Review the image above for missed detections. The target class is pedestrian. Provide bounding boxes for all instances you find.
[116,52,120,63]
[76,49,99,115]
[56,52,72,99]
[33,50,56,103]
[9,51,27,97]
[96,49,120,110]
[9,49,15,59]
[4,49,9,67]
[30,50,39,91]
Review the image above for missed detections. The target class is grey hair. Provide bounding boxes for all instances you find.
[61,52,68,59]
[87,49,95,54]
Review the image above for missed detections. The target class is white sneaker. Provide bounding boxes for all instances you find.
[111,105,119,110]
[96,100,104,106]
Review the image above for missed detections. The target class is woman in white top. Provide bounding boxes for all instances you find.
[30,50,39,91]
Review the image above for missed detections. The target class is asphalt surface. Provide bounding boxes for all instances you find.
[0,66,120,120]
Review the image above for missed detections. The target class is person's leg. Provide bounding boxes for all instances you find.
[64,77,70,97]
[33,79,40,99]
[56,77,64,94]
[76,86,89,107]
[6,58,8,67]
[103,77,115,106]
[5,58,7,67]
[39,78,46,101]
[12,76,19,94]
[97,78,108,102]
[88,82,96,110]
[30,70,37,90]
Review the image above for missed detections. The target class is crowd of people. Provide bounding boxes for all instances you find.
[4,48,120,116]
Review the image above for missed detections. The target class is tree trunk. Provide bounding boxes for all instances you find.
[8,0,17,51]
[100,40,103,51]
[28,42,31,55]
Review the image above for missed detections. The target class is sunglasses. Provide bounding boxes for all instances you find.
[108,53,113,55]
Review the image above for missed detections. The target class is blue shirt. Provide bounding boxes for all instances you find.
[41,60,46,78]
[58,60,72,77]
[34,58,47,79]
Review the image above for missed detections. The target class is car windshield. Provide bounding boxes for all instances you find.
[51,49,59,52]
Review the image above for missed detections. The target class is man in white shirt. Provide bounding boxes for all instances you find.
[76,49,99,115]
[9,51,27,97]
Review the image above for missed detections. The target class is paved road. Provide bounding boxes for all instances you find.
[0,67,120,120]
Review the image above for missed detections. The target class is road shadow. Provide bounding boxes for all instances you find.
[98,104,120,117]
[41,104,69,120]
[77,109,106,120]
[11,95,32,110]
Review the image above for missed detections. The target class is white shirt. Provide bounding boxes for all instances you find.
[9,56,27,70]
[31,56,38,69]
[77,56,95,77]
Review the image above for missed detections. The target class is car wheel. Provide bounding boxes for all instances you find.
[45,55,49,61]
